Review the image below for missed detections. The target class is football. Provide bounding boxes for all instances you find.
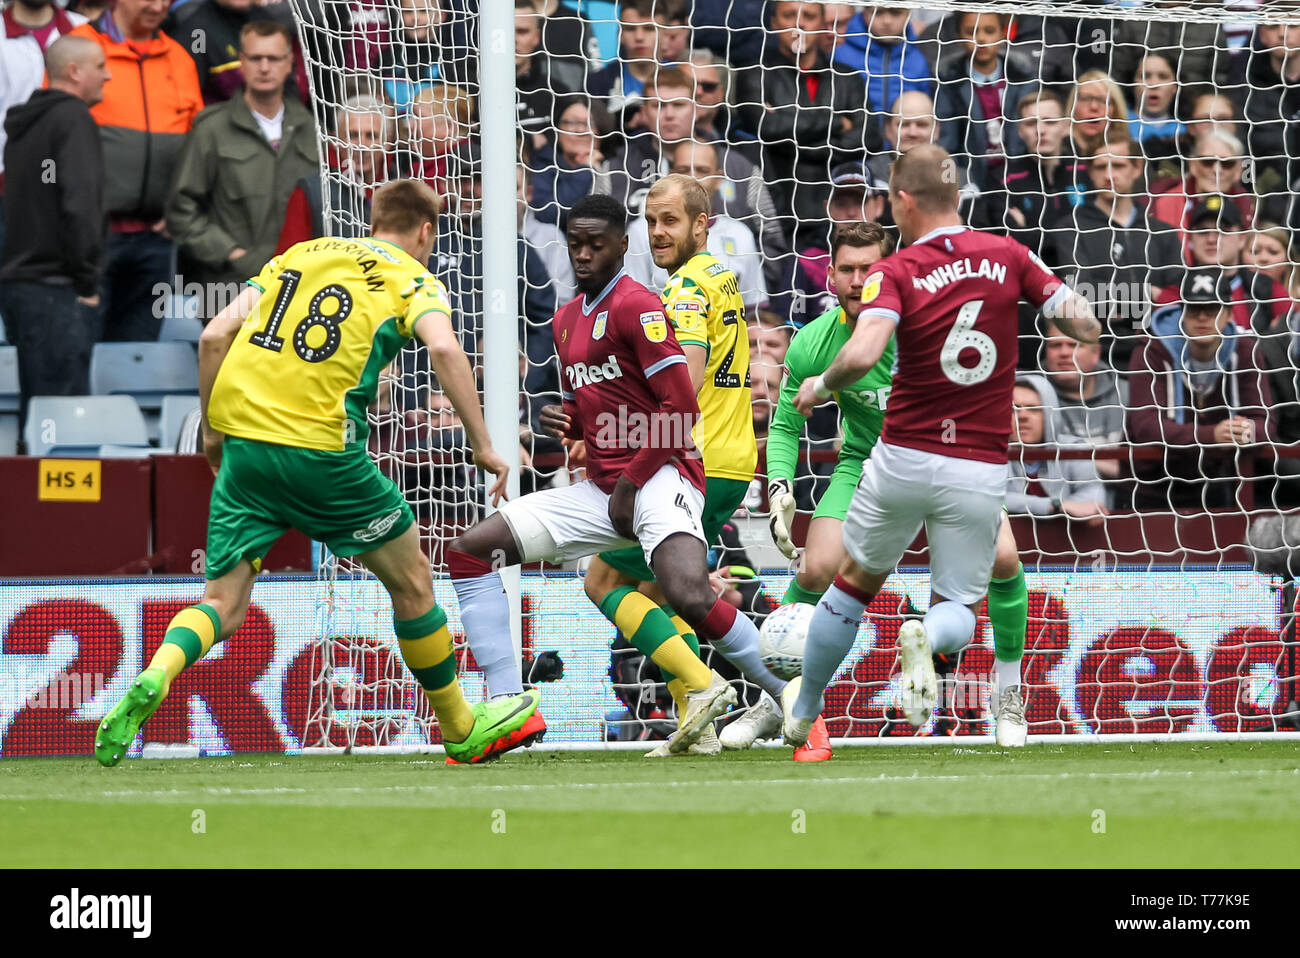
[758,602,816,680]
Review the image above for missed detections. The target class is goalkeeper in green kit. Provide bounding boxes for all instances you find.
[721,222,1031,749]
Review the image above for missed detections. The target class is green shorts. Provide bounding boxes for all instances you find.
[205,436,414,580]
[599,476,750,582]
[812,458,866,523]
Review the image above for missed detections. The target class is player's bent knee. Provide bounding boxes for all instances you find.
[496,504,555,564]
[799,560,837,594]
[661,584,715,626]
[583,557,623,603]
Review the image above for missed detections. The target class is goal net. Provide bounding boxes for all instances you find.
[289,0,1300,748]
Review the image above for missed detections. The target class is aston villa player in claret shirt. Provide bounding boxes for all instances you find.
[444,194,785,756]
[788,145,1102,751]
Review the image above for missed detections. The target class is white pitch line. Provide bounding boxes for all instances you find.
[0,766,1296,803]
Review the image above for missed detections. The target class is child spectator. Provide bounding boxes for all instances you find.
[935,10,1038,191]
[833,5,933,122]
[1179,198,1291,336]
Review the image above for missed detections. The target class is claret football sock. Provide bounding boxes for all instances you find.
[448,548,521,698]
[781,579,824,607]
[697,598,787,699]
[396,605,473,742]
[150,603,220,695]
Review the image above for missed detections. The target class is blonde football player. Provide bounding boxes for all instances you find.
[574,175,814,758]
[95,180,540,767]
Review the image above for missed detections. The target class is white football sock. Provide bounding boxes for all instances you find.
[924,601,976,656]
[995,657,1022,693]
[711,614,787,700]
[451,572,522,698]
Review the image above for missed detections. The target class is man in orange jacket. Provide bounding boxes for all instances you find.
[74,0,202,342]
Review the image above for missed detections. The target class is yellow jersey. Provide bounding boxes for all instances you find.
[661,251,757,483]
[208,237,452,452]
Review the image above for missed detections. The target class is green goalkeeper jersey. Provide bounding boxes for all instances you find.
[766,305,897,483]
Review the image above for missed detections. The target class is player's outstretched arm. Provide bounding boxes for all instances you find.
[413,309,509,506]
[198,284,261,475]
[793,313,894,417]
[1042,288,1102,346]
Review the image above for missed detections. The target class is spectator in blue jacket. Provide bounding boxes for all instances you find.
[832,5,933,123]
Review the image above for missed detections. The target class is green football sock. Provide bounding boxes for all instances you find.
[782,579,824,606]
[987,563,1028,663]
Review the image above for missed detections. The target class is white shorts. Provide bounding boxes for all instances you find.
[497,464,706,568]
[842,443,1005,605]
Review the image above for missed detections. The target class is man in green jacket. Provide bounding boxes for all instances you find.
[166,20,317,318]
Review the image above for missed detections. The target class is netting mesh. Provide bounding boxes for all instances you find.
[291,0,1300,746]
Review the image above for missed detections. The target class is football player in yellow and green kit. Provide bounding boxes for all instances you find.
[94,179,541,767]
[578,174,806,758]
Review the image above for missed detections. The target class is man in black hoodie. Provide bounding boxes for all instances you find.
[0,34,108,433]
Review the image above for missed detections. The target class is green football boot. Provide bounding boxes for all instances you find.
[94,668,166,767]
[443,689,541,764]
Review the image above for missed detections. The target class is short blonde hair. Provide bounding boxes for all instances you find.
[648,173,710,221]
[370,178,444,234]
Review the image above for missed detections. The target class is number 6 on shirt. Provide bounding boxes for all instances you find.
[939,300,996,386]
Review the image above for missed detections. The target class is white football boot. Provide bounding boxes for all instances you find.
[780,677,813,748]
[995,684,1028,747]
[897,620,938,727]
[645,724,721,757]
[667,670,737,754]
[718,691,783,749]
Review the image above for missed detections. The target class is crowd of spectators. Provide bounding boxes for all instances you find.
[4,0,1300,514]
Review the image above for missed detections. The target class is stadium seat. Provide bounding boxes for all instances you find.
[97,443,158,458]
[159,314,204,344]
[90,342,198,412]
[159,394,200,450]
[0,346,17,414]
[0,346,16,455]
[23,396,149,457]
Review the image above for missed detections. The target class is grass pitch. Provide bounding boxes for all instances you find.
[2,742,1298,867]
